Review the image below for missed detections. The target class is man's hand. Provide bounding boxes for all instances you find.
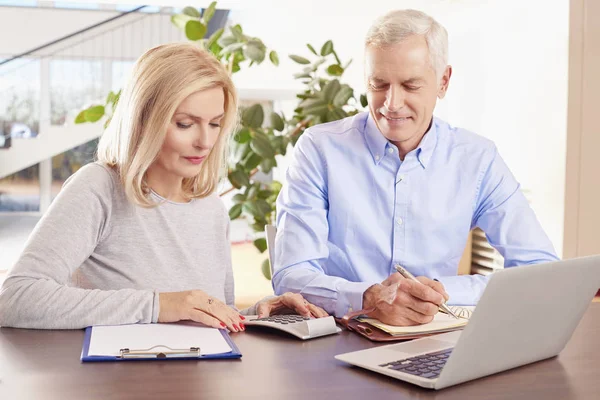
[158,290,245,332]
[363,273,449,326]
[256,292,329,319]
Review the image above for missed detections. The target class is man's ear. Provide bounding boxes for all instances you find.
[437,65,452,99]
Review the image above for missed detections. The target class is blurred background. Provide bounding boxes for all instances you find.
[0,0,598,307]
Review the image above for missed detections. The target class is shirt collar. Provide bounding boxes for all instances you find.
[364,112,391,165]
[415,118,437,169]
[364,113,438,168]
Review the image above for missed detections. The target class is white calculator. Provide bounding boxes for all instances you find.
[243,315,341,340]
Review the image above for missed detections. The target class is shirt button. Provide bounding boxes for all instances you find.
[398,174,405,181]
[396,218,403,225]
[387,148,394,154]
[375,154,380,161]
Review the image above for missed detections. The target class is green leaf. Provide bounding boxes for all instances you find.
[289,55,311,65]
[232,193,246,204]
[257,190,272,200]
[202,1,217,23]
[74,110,87,124]
[232,141,250,163]
[260,157,277,173]
[230,25,245,41]
[293,72,312,80]
[326,108,348,122]
[84,105,105,122]
[306,43,318,55]
[270,112,284,131]
[250,135,275,158]
[205,27,224,50]
[322,79,342,103]
[218,35,237,48]
[269,50,279,66]
[326,64,344,76]
[209,41,222,57]
[244,40,266,63]
[243,202,264,219]
[360,94,368,107]
[228,203,243,220]
[242,104,264,128]
[262,258,272,280]
[247,184,260,200]
[234,128,251,143]
[251,221,267,232]
[243,153,262,170]
[254,238,268,253]
[221,42,244,54]
[228,169,250,189]
[320,40,334,56]
[171,14,194,30]
[105,91,116,105]
[299,98,328,117]
[182,6,201,18]
[185,20,206,41]
[255,199,271,215]
[333,86,354,107]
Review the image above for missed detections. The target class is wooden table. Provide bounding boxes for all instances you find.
[1,304,599,400]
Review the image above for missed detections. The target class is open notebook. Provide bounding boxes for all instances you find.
[358,306,474,337]
[338,306,475,341]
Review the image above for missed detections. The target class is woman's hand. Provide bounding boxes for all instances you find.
[256,292,329,319]
[158,290,245,332]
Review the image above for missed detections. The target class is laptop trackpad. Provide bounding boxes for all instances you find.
[390,338,455,356]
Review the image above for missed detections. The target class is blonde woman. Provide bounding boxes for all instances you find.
[0,43,327,330]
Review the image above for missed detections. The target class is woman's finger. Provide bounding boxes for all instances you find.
[189,309,227,330]
[199,296,243,331]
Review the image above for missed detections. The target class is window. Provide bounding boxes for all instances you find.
[0,1,37,6]
[54,2,100,10]
[51,138,98,200]
[0,58,40,149]
[0,164,40,212]
[49,59,103,126]
[116,4,161,13]
[111,60,135,92]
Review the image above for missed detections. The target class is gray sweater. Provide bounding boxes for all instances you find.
[0,162,246,329]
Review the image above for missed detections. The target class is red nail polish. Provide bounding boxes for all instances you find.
[233,324,239,331]
[220,322,226,327]
[240,323,245,329]
[240,315,246,320]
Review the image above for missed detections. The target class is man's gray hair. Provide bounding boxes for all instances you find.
[365,9,448,78]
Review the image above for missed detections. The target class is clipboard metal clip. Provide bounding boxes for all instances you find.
[119,345,201,359]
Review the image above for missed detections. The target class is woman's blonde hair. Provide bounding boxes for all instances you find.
[97,42,238,207]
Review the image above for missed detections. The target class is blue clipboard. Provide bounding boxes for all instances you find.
[81,326,242,362]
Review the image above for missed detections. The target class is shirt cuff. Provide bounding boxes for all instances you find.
[334,281,377,318]
[151,290,160,323]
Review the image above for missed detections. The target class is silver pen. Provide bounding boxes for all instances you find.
[394,264,460,319]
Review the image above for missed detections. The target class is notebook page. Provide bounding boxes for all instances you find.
[359,306,475,336]
[88,323,232,356]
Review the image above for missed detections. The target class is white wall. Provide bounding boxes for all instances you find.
[0,1,569,255]
[229,0,569,256]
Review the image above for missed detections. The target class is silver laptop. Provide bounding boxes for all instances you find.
[335,255,600,390]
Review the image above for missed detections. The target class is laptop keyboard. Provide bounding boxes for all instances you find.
[378,348,453,379]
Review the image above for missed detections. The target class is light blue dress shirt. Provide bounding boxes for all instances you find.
[273,112,558,317]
